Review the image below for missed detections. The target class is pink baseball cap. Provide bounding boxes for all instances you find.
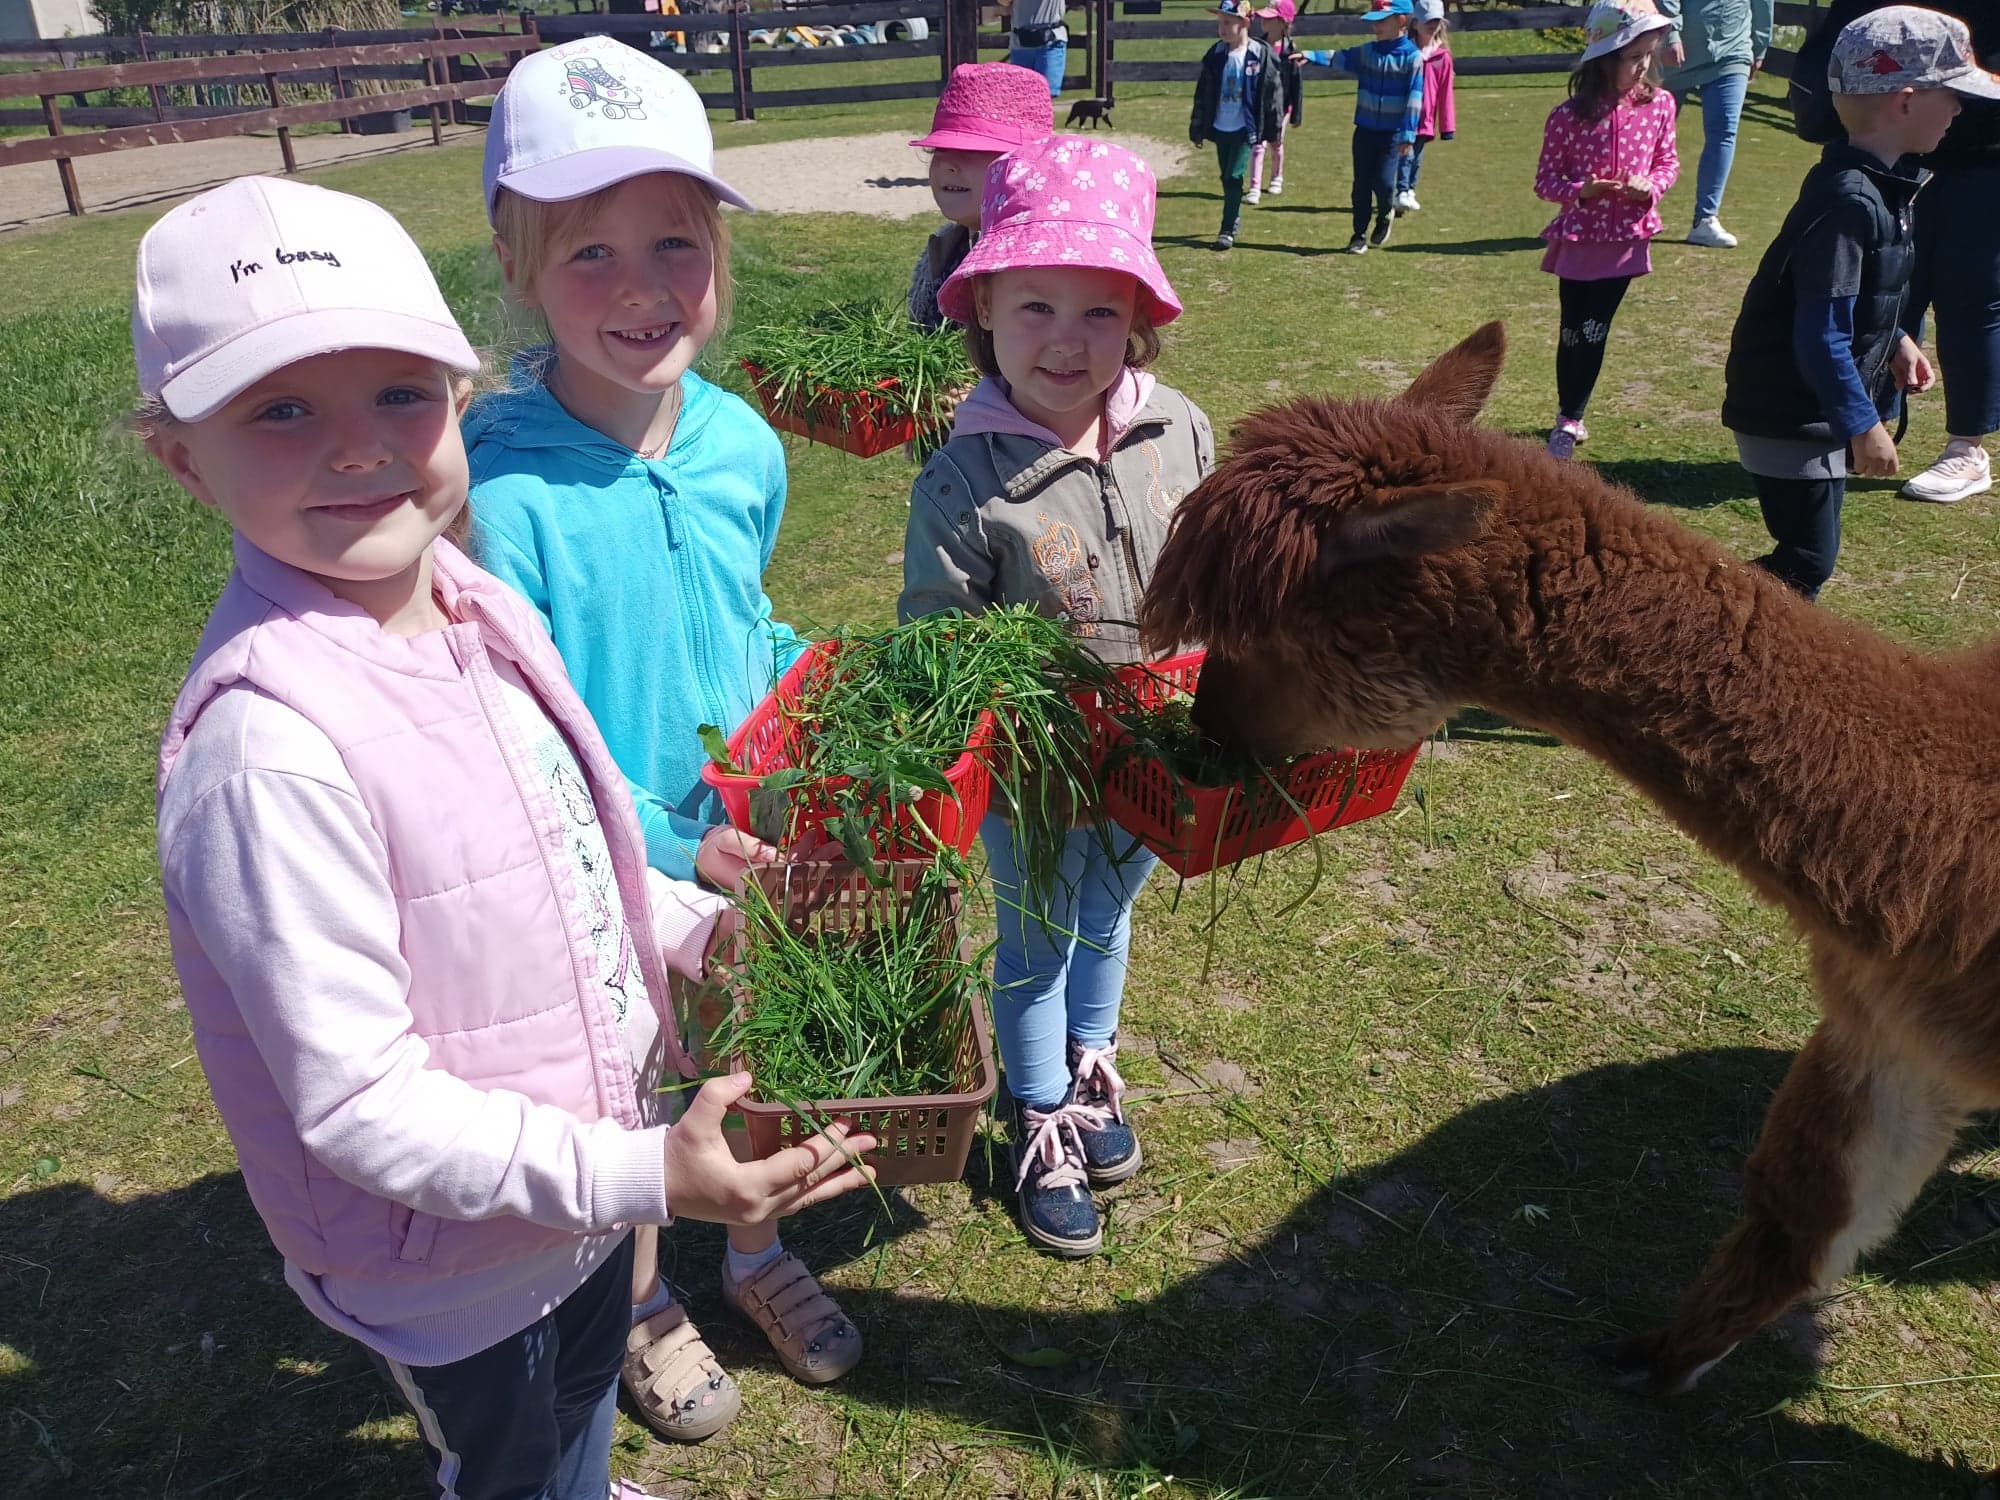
[483,37,753,221]
[132,176,478,423]
[1254,1,1297,21]
[911,62,1055,154]
[937,135,1181,328]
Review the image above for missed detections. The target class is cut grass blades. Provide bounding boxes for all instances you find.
[709,607,1123,907]
[707,860,986,1106]
[735,299,972,441]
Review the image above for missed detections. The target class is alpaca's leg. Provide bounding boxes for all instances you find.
[1603,1021,1964,1396]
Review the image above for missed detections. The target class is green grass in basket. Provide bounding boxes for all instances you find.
[735,301,973,433]
[713,608,1122,905]
[711,864,986,1104]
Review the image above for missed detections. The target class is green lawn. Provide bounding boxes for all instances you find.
[4,61,1999,1500]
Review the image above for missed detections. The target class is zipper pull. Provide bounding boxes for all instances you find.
[656,473,680,550]
[1099,464,1122,540]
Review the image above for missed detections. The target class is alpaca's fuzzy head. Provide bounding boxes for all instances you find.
[1139,322,1512,757]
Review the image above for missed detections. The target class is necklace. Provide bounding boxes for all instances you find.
[637,383,686,459]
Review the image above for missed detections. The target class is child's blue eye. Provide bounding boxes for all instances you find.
[658,236,696,252]
[1024,301,1054,315]
[573,244,612,262]
[380,386,431,407]
[255,400,307,422]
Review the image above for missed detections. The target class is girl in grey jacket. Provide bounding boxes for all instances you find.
[899,135,1216,1258]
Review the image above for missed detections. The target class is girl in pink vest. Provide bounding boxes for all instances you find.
[1533,0,1680,459]
[139,176,875,1500]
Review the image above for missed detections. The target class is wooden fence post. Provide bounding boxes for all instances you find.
[945,0,979,70]
[135,31,168,122]
[40,92,83,217]
[730,3,753,120]
[264,71,297,172]
[1097,0,1112,103]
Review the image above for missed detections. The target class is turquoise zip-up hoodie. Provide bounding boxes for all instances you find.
[464,360,802,881]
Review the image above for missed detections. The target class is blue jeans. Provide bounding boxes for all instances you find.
[1009,37,1066,95]
[1910,161,2000,438]
[366,1233,634,1500]
[1674,67,1748,224]
[981,814,1158,1110]
[1396,136,1429,196]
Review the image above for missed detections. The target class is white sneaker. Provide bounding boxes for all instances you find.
[1901,442,1992,504]
[1395,191,1420,213]
[1687,218,1738,249]
[1268,175,1284,195]
[1245,185,1262,205]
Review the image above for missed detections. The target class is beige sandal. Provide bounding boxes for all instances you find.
[721,1252,863,1385]
[621,1301,740,1443]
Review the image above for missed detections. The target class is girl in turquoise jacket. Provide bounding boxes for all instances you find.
[465,37,855,1453]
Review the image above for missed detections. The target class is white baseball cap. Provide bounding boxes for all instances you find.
[483,38,754,222]
[132,176,479,423]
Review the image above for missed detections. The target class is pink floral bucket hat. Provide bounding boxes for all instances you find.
[936,135,1183,328]
[911,62,1055,154]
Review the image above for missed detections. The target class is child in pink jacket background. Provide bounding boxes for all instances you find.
[1534,0,1680,459]
[140,176,875,1500]
[1396,0,1456,214]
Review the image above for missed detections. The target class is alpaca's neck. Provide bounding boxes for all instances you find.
[1458,489,1992,960]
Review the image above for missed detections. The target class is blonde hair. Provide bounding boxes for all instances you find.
[1417,14,1448,46]
[491,174,734,355]
[961,272,1163,379]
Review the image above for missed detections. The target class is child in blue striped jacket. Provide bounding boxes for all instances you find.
[1296,0,1425,252]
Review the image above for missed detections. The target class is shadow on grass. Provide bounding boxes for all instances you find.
[1592,458,1755,511]
[1156,232,1347,258]
[1442,705,1563,748]
[7,1060,1994,1497]
[824,1048,2000,1497]
[1385,235,1548,256]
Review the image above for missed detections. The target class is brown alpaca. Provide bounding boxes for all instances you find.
[1138,322,2000,1398]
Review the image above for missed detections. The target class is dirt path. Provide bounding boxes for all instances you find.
[0,126,1191,232]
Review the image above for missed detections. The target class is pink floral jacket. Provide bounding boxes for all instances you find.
[1534,90,1679,244]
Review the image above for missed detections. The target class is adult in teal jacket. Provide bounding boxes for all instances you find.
[1659,0,1772,249]
[465,360,804,883]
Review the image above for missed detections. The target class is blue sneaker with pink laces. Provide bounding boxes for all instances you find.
[1067,1036,1142,1187]
[1011,1096,1103,1257]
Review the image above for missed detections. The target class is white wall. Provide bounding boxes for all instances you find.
[0,0,103,39]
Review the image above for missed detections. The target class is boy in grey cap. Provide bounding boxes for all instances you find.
[1720,5,1999,600]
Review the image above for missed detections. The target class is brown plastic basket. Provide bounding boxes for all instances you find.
[699,860,997,1186]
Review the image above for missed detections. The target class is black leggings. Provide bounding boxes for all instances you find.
[1556,275,1634,422]
[1752,474,1846,602]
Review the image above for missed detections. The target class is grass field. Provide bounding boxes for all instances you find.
[3,44,1999,1500]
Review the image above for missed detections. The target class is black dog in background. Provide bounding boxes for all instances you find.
[1064,97,1114,130]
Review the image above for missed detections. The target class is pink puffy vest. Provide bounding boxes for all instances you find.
[158,537,685,1286]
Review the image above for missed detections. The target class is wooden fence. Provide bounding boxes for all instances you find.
[0,0,1844,218]
[0,30,539,215]
[532,0,985,117]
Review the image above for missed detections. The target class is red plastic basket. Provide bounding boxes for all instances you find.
[1078,650,1421,878]
[699,640,998,858]
[741,360,918,458]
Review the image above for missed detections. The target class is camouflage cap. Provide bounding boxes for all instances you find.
[1828,5,2000,100]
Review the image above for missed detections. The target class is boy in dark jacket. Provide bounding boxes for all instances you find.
[1191,0,1285,252]
[1722,7,1996,600]
[1791,0,2000,504]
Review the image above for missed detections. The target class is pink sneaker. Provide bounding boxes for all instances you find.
[1546,418,1583,462]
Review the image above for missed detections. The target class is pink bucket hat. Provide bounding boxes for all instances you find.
[937,136,1182,329]
[911,63,1055,154]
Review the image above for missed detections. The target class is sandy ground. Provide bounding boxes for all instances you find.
[0,127,1192,231]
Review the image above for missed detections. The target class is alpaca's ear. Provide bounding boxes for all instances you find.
[1397,322,1506,426]
[1321,481,1502,570]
